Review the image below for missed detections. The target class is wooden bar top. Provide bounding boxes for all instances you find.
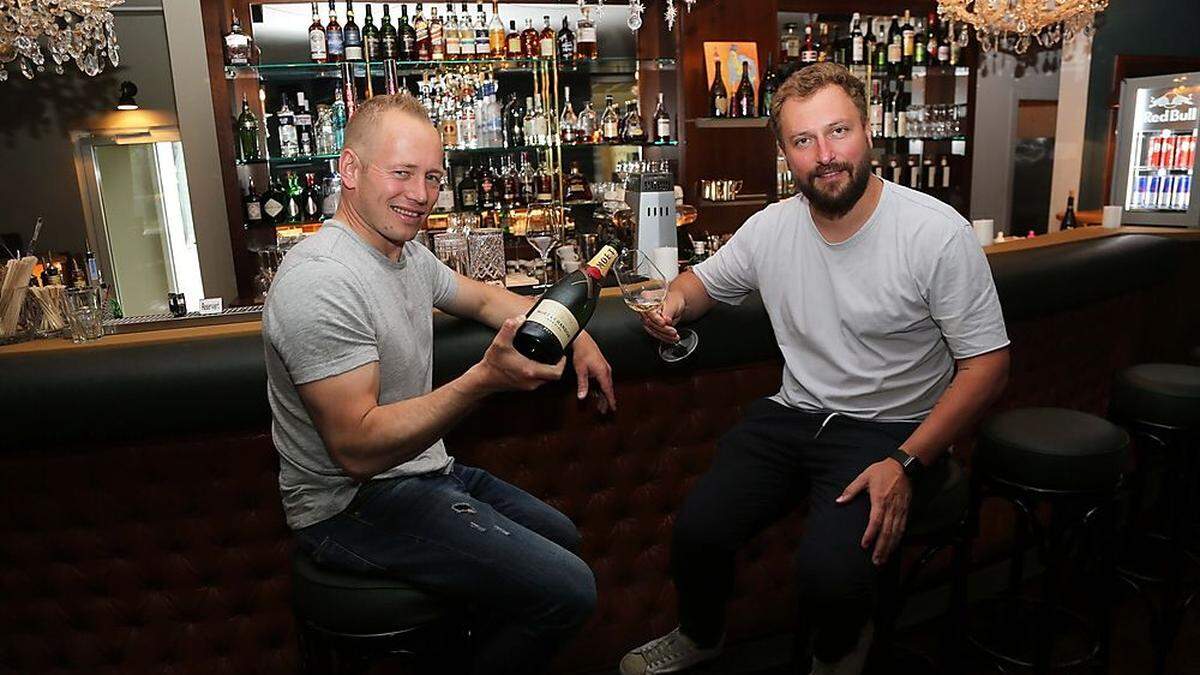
[4,226,1196,358]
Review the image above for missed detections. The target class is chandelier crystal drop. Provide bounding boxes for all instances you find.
[937,0,1107,53]
[0,0,124,82]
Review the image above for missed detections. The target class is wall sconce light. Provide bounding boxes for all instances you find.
[116,81,139,111]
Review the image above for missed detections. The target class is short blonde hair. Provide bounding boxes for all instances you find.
[343,92,434,156]
[769,63,868,142]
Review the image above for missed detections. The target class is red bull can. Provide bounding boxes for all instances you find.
[1147,174,1163,209]
[1174,175,1192,210]
[1161,136,1177,169]
[1133,175,1150,208]
[1148,136,1163,167]
[1157,175,1176,209]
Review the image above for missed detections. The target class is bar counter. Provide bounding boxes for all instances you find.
[1,227,1198,674]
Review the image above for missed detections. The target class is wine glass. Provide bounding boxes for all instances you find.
[613,249,699,363]
[524,206,559,287]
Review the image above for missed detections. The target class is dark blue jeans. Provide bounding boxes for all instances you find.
[294,463,596,675]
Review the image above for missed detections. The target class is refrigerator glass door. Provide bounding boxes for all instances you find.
[1121,79,1198,217]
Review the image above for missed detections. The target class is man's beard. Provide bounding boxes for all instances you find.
[797,157,872,219]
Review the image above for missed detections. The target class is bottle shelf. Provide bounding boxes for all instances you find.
[562,140,679,148]
[224,56,677,81]
[440,140,679,155]
[691,117,770,129]
[236,153,340,166]
[871,135,967,142]
[1133,166,1192,173]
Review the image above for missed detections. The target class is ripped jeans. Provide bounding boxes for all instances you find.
[294,463,597,675]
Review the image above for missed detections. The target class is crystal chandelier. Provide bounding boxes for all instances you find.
[937,0,1108,54]
[0,0,124,82]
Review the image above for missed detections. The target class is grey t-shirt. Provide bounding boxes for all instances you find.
[263,220,459,529]
[693,179,1009,421]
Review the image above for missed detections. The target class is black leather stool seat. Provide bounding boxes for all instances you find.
[1111,363,1200,429]
[292,548,456,635]
[978,407,1129,492]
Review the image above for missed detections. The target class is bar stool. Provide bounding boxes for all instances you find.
[868,456,972,674]
[291,547,471,674]
[1109,363,1200,674]
[968,407,1129,674]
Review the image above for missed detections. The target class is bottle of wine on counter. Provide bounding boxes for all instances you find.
[513,244,620,364]
[1061,190,1078,229]
[709,59,728,118]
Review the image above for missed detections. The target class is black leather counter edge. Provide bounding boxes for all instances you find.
[0,233,1184,447]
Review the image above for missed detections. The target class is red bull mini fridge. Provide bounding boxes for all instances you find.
[1110,71,1199,227]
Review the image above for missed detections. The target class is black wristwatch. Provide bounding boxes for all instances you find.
[888,448,925,483]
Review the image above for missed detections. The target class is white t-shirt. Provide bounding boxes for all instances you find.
[692,179,1009,422]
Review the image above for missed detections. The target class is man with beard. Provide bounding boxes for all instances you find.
[619,63,1009,675]
[264,93,615,674]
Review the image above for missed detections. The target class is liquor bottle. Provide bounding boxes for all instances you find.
[429,5,445,60]
[513,244,619,365]
[458,160,479,210]
[535,159,555,202]
[886,16,902,65]
[560,86,578,144]
[224,9,253,66]
[475,4,489,58]
[948,21,962,65]
[881,88,894,139]
[506,20,521,58]
[923,157,936,189]
[520,18,538,58]
[243,177,263,228]
[873,18,888,72]
[531,96,549,145]
[381,5,398,58]
[414,3,431,60]
[781,23,800,62]
[576,6,597,60]
[458,3,475,56]
[893,87,907,138]
[926,14,940,65]
[309,3,328,62]
[344,3,363,61]
[939,155,951,188]
[600,95,620,142]
[488,0,507,58]
[913,18,927,66]
[865,18,877,67]
[565,161,592,201]
[444,4,460,57]
[709,60,729,118]
[363,5,380,61]
[731,60,755,118]
[506,94,526,146]
[518,152,537,204]
[623,101,646,143]
[538,15,555,58]
[259,176,285,227]
[277,96,299,157]
[399,4,417,59]
[577,99,598,143]
[869,80,883,137]
[236,94,261,161]
[557,17,575,62]
[326,1,344,62]
[440,112,459,148]
[815,23,830,62]
[901,10,915,64]
[501,156,520,208]
[653,92,672,143]
[801,25,818,64]
[479,158,496,209]
[284,171,304,223]
[759,56,778,117]
[937,19,951,63]
[1061,191,1078,229]
[84,247,102,287]
[906,155,920,189]
[296,93,315,155]
[303,173,323,221]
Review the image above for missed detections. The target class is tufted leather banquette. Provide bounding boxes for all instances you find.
[1,233,1195,674]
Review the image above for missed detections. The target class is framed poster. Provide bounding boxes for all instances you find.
[703,41,761,105]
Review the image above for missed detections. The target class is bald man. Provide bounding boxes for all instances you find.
[263,93,614,674]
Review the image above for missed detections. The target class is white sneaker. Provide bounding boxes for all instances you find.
[810,621,874,675]
[619,627,723,675]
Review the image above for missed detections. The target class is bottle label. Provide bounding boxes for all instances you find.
[656,118,671,139]
[462,189,478,207]
[507,37,521,53]
[586,245,619,276]
[852,38,864,62]
[246,202,262,220]
[540,37,554,57]
[327,31,344,54]
[579,26,596,43]
[603,120,618,139]
[525,299,579,350]
[264,198,284,218]
[310,31,327,58]
[345,44,363,60]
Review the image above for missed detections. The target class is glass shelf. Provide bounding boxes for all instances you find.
[225,56,677,81]
[563,140,680,148]
[236,153,340,166]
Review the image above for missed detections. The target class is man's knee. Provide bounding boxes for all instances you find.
[792,538,876,607]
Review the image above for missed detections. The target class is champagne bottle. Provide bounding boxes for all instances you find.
[709,59,728,118]
[513,244,620,364]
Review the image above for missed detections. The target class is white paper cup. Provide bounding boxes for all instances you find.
[971,219,995,247]
[1102,205,1123,229]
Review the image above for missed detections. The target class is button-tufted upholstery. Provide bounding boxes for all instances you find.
[1,234,1196,674]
